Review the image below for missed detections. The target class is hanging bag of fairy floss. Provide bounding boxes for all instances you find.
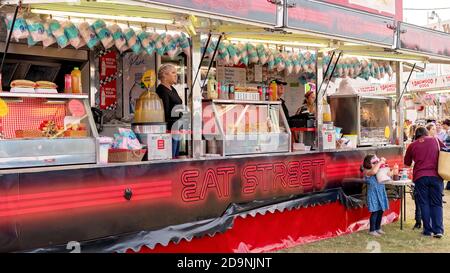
[164,34,179,58]
[217,41,230,64]
[26,17,47,43]
[108,24,129,53]
[167,33,182,58]
[267,49,275,71]
[178,33,190,57]
[78,22,99,49]
[154,33,167,56]
[292,54,301,74]
[238,43,249,66]
[138,31,153,55]
[256,44,268,65]
[274,52,284,72]
[285,53,293,75]
[5,13,29,42]
[49,19,69,48]
[62,21,84,49]
[92,20,114,49]
[123,28,142,54]
[227,43,240,65]
[42,21,56,48]
[204,39,217,59]
[247,43,259,64]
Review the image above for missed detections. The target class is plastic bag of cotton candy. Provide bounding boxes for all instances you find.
[177,33,190,57]
[384,62,394,78]
[62,21,85,49]
[227,43,240,65]
[137,31,156,55]
[274,51,286,72]
[92,20,114,49]
[78,22,100,49]
[109,24,129,53]
[154,33,167,56]
[4,13,29,42]
[256,44,268,65]
[267,49,276,71]
[25,17,48,44]
[202,39,217,59]
[42,21,56,48]
[238,43,249,66]
[247,43,259,64]
[49,19,69,48]
[284,53,294,75]
[217,41,230,64]
[163,34,179,58]
[123,28,142,54]
[292,54,301,74]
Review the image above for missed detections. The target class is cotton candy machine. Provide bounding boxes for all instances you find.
[132,90,171,160]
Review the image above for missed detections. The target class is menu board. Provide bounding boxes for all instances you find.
[216,65,246,84]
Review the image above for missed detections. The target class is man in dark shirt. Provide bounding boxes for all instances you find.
[274,79,290,119]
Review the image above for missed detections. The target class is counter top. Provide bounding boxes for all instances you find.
[0,145,402,175]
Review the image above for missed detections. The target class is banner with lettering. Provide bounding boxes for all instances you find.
[398,22,450,59]
[287,0,395,46]
[318,0,402,21]
[99,51,118,110]
[408,75,450,92]
[144,0,277,25]
[356,82,397,94]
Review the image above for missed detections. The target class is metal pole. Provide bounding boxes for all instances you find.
[201,35,222,91]
[192,33,211,91]
[191,35,203,159]
[0,4,20,74]
[395,61,405,148]
[316,51,335,98]
[316,52,324,151]
[396,63,414,109]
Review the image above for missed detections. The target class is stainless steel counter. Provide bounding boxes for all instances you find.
[0,145,402,175]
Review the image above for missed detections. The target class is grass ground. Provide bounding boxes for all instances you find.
[276,190,450,253]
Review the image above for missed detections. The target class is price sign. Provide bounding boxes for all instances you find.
[142,69,156,89]
[68,99,86,117]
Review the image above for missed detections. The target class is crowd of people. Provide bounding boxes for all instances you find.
[363,118,449,238]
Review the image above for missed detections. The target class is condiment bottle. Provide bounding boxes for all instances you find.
[71,67,82,94]
[269,81,277,101]
[64,74,72,93]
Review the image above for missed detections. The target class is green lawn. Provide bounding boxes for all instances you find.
[276,192,450,253]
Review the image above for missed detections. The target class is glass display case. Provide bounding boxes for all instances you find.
[329,94,393,146]
[0,93,97,169]
[202,99,291,156]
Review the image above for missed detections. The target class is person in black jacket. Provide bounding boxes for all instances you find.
[274,79,290,119]
[156,64,183,158]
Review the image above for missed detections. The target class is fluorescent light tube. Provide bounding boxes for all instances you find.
[30,9,174,25]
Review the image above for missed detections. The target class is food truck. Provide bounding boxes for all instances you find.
[1,0,447,253]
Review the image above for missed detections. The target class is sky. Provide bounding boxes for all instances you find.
[403,0,450,26]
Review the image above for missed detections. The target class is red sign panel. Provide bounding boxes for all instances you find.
[145,0,277,25]
[318,0,403,21]
[157,139,165,150]
[287,0,395,46]
[398,22,450,59]
[99,51,117,110]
